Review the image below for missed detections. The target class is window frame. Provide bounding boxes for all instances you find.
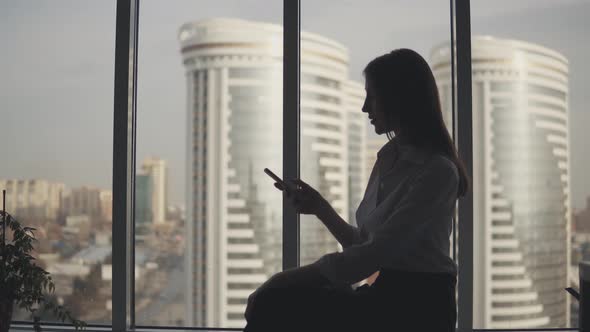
[20,0,575,331]
[113,0,469,331]
[454,1,474,331]
[112,0,138,331]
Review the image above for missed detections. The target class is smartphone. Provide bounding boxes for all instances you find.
[565,287,580,301]
[264,168,293,192]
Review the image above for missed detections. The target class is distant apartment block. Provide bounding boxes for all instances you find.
[139,157,168,224]
[0,178,65,220]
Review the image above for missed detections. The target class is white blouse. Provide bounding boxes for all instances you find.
[314,137,459,286]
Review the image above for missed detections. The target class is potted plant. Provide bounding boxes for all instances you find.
[1,192,86,332]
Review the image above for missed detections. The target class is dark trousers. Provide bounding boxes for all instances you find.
[244,268,457,332]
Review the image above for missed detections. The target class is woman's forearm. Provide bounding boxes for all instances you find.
[315,205,356,248]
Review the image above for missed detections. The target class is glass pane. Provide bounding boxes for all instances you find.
[466,1,589,329]
[0,0,115,324]
[135,1,282,328]
[301,0,454,286]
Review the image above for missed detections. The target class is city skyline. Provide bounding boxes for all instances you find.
[2,1,590,210]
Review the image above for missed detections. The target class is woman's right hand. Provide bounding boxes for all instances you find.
[274,178,332,217]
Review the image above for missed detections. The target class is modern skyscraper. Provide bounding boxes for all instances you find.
[179,18,365,328]
[140,157,167,224]
[432,36,571,329]
[299,29,363,264]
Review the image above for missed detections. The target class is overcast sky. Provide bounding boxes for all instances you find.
[1,0,589,209]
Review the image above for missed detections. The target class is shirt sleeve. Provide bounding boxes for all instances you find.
[314,157,459,286]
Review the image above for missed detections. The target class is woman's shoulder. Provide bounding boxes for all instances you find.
[420,153,459,181]
[401,154,459,198]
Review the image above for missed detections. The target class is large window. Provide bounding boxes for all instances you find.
[469,1,590,329]
[300,0,456,287]
[135,0,283,328]
[0,0,116,325]
[4,1,589,331]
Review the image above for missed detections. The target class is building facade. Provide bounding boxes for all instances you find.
[432,36,571,328]
[140,157,167,224]
[0,179,65,221]
[98,190,112,223]
[60,186,104,219]
[344,80,367,227]
[179,18,365,328]
[135,174,153,226]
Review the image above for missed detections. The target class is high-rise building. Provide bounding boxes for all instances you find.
[99,190,113,223]
[432,36,571,329]
[0,179,65,221]
[298,29,361,264]
[60,186,103,218]
[344,81,366,228]
[179,18,365,328]
[135,174,153,225]
[140,157,167,224]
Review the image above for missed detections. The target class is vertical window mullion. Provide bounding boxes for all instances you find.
[129,0,140,328]
[112,0,138,331]
[283,0,301,270]
[450,0,458,265]
[455,0,474,331]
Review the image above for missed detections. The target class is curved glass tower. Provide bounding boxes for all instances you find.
[432,36,571,328]
[179,18,365,328]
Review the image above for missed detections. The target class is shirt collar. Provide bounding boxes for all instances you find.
[377,136,430,171]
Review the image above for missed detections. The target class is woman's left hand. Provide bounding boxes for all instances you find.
[275,179,332,217]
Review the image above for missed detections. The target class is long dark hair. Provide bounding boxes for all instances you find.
[363,49,469,197]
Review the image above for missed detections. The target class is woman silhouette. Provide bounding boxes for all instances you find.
[244,49,469,332]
